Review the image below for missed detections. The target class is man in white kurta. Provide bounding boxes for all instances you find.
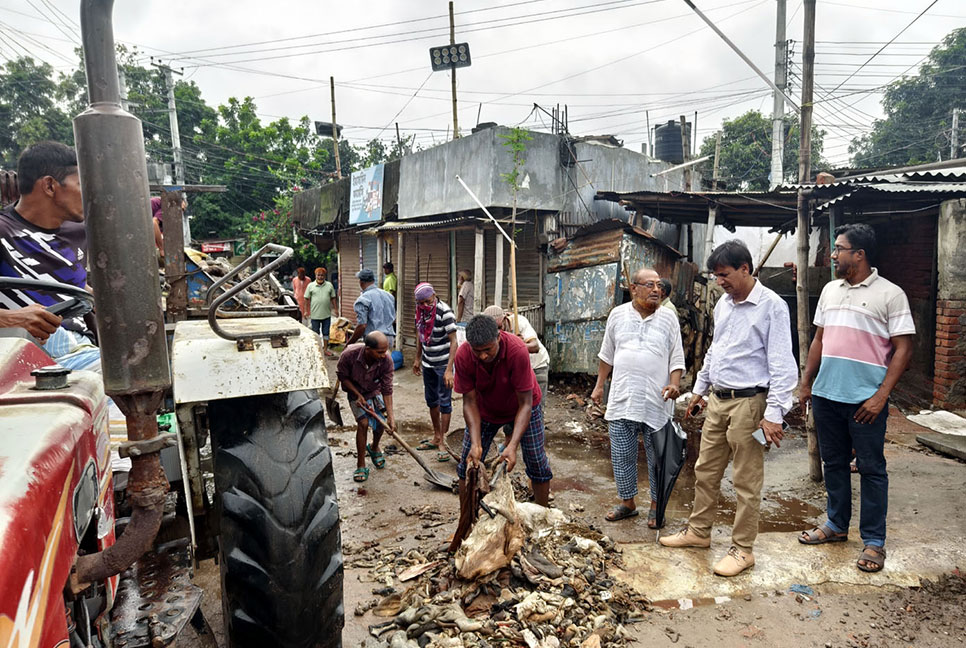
[591,268,685,527]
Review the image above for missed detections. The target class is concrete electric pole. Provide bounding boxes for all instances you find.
[449,1,460,139]
[152,61,185,187]
[770,0,787,189]
[796,0,821,482]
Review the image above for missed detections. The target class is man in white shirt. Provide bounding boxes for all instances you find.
[661,240,798,577]
[591,268,685,528]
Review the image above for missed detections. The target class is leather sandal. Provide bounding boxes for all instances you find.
[857,545,886,572]
[799,523,848,545]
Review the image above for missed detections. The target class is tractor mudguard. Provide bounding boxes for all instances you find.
[171,317,329,405]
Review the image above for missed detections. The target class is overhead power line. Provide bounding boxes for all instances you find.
[825,0,940,95]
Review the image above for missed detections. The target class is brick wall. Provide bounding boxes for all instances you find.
[875,215,937,404]
[934,298,965,409]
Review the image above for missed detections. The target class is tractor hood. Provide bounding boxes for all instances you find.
[0,339,114,646]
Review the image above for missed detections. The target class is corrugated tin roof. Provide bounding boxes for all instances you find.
[363,216,492,232]
[814,182,966,212]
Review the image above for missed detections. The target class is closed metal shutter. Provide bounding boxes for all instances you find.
[484,218,542,316]
[513,219,544,335]
[454,228,478,314]
[362,235,378,275]
[338,232,361,322]
[398,231,451,346]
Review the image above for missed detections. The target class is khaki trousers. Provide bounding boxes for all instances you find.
[687,392,766,551]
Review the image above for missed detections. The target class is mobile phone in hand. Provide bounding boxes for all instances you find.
[752,428,768,445]
[689,403,703,417]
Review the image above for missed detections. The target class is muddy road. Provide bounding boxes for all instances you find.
[180,360,966,647]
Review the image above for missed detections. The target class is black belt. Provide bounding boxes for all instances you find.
[712,386,767,399]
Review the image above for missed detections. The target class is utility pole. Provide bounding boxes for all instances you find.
[679,115,691,191]
[770,0,787,189]
[712,131,722,190]
[797,0,821,482]
[449,1,460,139]
[645,109,652,157]
[951,108,960,159]
[330,77,342,179]
[152,60,185,187]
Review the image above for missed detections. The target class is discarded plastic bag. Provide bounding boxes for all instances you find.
[455,472,525,580]
[516,502,568,536]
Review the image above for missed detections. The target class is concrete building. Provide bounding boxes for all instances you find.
[293,125,688,349]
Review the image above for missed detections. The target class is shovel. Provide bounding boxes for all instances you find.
[359,402,457,492]
[323,375,344,427]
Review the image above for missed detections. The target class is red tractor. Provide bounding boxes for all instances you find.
[0,1,343,647]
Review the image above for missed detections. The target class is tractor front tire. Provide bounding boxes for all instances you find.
[210,390,343,648]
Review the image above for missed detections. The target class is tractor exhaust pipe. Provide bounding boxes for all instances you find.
[72,0,173,585]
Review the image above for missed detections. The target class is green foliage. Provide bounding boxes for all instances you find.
[850,28,966,168]
[0,50,418,258]
[0,57,76,167]
[244,191,330,269]
[697,110,825,190]
[499,127,533,193]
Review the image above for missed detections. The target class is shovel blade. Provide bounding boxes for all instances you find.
[423,471,458,491]
[325,398,344,427]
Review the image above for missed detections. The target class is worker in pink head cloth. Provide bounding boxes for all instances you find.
[291,267,312,324]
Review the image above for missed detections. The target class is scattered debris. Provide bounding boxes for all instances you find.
[363,475,649,647]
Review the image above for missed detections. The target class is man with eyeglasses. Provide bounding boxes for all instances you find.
[591,268,685,528]
[797,223,914,574]
[660,240,797,577]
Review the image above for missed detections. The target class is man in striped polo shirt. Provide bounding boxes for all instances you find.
[799,223,914,574]
[412,282,459,462]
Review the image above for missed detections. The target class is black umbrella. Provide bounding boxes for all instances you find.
[651,418,688,529]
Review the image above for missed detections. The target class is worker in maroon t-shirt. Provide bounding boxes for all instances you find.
[454,314,553,506]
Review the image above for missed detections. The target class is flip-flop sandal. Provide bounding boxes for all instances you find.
[436,451,450,462]
[366,444,386,469]
[353,467,370,482]
[605,504,639,522]
[857,545,886,572]
[417,441,439,451]
[799,524,848,545]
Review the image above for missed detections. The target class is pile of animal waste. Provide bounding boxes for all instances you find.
[355,475,650,648]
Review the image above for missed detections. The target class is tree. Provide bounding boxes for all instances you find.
[696,110,825,191]
[0,57,75,168]
[191,97,333,238]
[850,28,966,168]
[499,126,532,330]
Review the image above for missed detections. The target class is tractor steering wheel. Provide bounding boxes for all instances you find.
[0,277,94,321]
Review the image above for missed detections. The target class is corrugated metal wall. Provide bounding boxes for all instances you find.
[399,232,451,346]
[454,229,477,312]
[338,232,362,322]
[362,236,379,274]
[483,219,543,326]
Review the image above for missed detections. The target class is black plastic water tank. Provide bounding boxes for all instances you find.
[654,120,691,164]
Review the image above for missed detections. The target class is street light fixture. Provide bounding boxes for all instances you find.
[429,42,471,72]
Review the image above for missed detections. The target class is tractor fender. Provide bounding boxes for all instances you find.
[171,317,329,405]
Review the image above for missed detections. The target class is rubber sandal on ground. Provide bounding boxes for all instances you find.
[857,545,886,572]
[799,524,848,545]
[417,440,439,451]
[353,467,370,482]
[366,444,386,469]
[436,451,450,462]
[605,504,639,522]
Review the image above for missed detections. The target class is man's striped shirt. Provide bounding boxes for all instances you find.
[420,300,458,368]
[812,268,916,404]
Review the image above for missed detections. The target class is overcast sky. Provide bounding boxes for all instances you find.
[2,1,961,168]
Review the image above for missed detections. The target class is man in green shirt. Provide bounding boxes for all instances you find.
[382,262,397,301]
[305,267,338,357]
